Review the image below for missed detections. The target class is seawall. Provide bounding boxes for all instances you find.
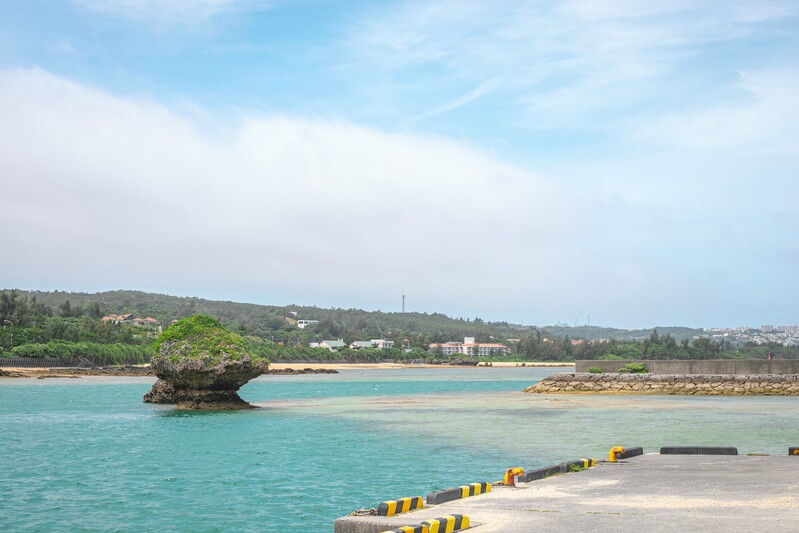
[575,359,799,374]
[525,372,799,395]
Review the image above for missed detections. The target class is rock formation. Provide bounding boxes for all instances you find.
[143,314,269,410]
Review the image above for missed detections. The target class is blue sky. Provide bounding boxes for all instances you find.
[0,0,797,328]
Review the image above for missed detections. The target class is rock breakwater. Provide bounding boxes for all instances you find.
[525,373,799,395]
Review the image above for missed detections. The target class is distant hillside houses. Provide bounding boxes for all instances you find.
[349,339,395,350]
[315,340,346,351]
[428,337,508,356]
[311,339,395,352]
[297,319,319,329]
[101,313,161,329]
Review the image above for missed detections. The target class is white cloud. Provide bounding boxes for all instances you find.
[1,67,796,327]
[0,68,599,317]
[638,69,799,155]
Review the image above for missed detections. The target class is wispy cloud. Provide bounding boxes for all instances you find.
[345,0,799,129]
[407,77,501,123]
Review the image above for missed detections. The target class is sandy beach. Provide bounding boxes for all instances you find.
[269,361,574,370]
[0,361,573,378]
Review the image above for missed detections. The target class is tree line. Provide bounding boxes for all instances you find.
[3,290,796,364]
[512,329,799,361]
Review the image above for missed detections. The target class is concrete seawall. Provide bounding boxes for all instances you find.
[525,372,799,395]
[575,359,799,374]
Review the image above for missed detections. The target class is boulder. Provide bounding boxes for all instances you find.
[143,378,177,403]
[143,315,269,410]
[449,358,479,366]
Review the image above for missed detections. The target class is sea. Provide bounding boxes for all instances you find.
[2,367,798,532]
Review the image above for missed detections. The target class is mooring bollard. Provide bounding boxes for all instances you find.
[504,467,524,486]
[608,446,626,462]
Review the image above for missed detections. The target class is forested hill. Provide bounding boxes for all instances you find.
[542,325,703,342]
[9,289,705,344]
[4,289,791,364]
[9,289,709,346]
[12,289,530,345]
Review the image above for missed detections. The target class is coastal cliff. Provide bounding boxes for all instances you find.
[525,372,799,395]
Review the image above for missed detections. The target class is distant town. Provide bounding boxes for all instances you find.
[702,325,799,348]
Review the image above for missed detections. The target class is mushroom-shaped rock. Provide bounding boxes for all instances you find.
[143,314,269,410]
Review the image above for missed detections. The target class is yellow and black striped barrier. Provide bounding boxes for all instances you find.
[459,482,490,498]
[427,482,491,504]
[609,446,643,462]
[517,465,561,482]
[379,526,426,533]
[421,514,470,533]
[378,496,424,516]
[790,447,799,455]
[517,457,595,483]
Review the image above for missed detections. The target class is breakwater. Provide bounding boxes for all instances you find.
[575,359,799,374]
[525,372,799,395]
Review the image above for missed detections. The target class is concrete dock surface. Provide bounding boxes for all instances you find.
[334,454,799,533]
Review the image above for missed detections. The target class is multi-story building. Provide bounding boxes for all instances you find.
[428,337,508,357]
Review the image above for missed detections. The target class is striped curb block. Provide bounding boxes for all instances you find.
[378,496,424,517]
[380,526,426,533]
[379,514,470,533]
[559,458,597,472]
[422,514,470,533]
[426,482,490,505]
[614,446,644,460]
[789,447,798,455]
[517,465,562,482]
[660,446,738,455]
[514,458,596,483]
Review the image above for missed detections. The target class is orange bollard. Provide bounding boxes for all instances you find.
[608,446,626,462]
[504,467,524,486]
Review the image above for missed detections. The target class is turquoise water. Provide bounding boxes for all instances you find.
[2,367,798,532]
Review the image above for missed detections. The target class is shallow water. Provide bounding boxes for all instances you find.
[1,367,797,532]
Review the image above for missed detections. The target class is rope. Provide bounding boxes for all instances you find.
[349,508,377,516]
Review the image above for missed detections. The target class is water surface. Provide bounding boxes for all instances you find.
[1,367,797,532]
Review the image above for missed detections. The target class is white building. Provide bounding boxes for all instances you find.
[428,337,508,357]
[371,339,394,349]
[319,339,346,351]
[349,341,373,350]
[297,319,319,329]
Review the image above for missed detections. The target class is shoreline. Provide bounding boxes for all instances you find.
[0,361,574,379]
[269,361,573,370]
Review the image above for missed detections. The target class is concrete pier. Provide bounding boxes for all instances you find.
[334,454,799,532]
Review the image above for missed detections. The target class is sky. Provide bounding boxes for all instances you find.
[0,0,797,329]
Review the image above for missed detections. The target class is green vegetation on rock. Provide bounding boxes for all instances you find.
[154,314,267,366]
